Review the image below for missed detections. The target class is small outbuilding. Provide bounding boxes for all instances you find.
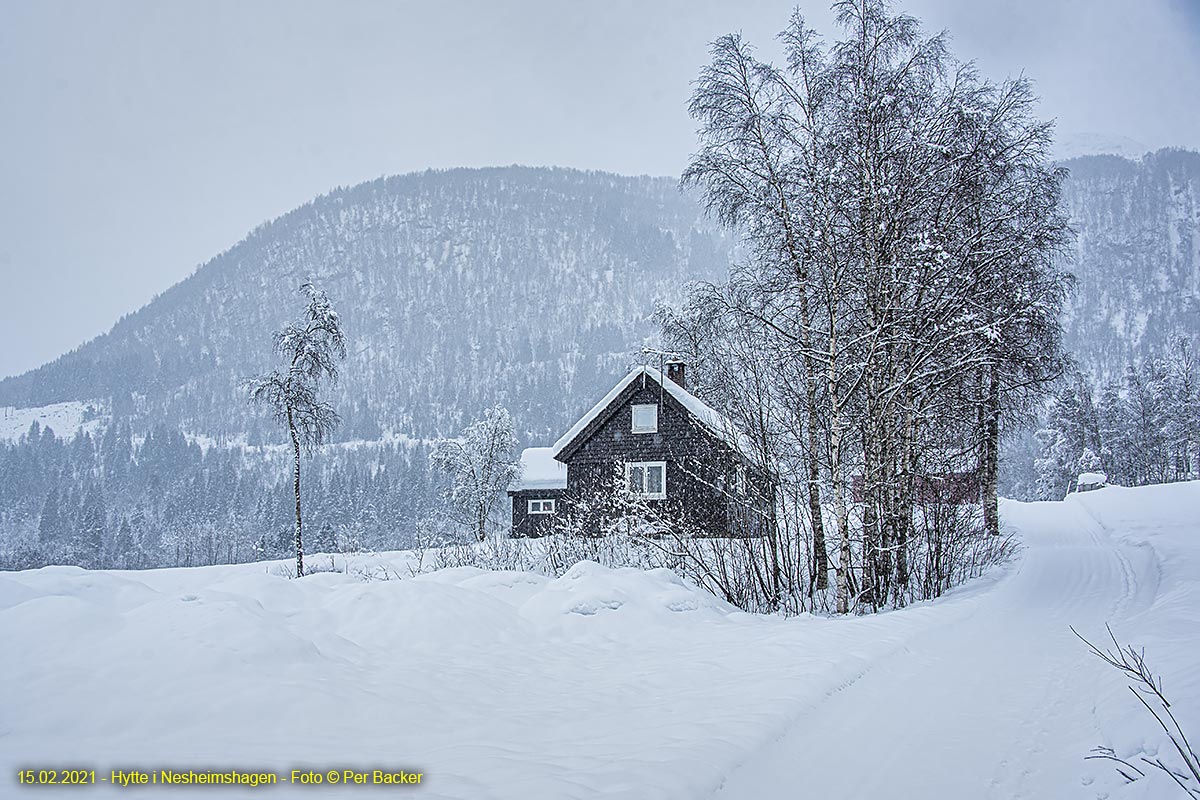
[508,447,568,537]
[1076,472,1108,493]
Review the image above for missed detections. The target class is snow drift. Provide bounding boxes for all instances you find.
[3,482,1198,799]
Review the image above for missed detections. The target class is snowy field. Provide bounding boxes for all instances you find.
[2,483,1197,799]
[0,401,104,442]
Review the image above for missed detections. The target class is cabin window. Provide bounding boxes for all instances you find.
[528,498,556,514]
[626,461,667,499]
[631,404,658,433]
[735,464,747,496]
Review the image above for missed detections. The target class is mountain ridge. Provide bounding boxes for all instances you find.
[0,165,731,446]
[8,153,1199,412]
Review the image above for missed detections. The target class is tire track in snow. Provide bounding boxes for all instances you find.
[712,497,1161,800]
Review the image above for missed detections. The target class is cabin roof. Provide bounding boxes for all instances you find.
[551,365,757,462]
[509,446,569,491]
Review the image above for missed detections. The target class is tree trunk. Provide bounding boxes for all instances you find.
[983,365,1001,536]
[806,397,829,592]
[831,400,851,615]
[287,406,304,577]
[861,480,879,609]
[896,402,915,593]
[860,415,880,610]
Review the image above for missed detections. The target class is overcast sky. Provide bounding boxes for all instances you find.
[2,0,1199,380]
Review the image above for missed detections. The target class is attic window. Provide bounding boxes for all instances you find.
[632,404,658,433]
[627,461,666,500]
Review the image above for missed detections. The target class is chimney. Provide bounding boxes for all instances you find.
[665,360,686,389]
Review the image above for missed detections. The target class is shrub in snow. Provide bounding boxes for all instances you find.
[1075,625,1200,796]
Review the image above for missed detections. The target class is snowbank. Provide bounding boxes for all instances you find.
[2,482,1197,799]
[1069,482,1200,800]
[1,558,989,799]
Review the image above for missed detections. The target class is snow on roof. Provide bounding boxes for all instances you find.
[511,447,568,491]
[1077,472,1108,487]
[551,366,758,462]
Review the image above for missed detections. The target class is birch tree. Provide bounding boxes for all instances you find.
[683,22,835,596]
[247,283,346,577]
[432,405,520,542]
[678,0,1071,612]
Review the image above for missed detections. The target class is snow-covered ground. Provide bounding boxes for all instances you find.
[0,401,105,442]
[2,483,1197,799]
[716,483,1199,799]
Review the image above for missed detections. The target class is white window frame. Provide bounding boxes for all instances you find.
[631,403,659,434]
[626,461,667,500]
[528,498,556,515]
[735,463,747,497]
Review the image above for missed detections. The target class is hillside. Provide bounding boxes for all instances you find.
[0,168,734,562]
[0,167,730,444]
[5,155,1198,430]
[1059,149,1200,376]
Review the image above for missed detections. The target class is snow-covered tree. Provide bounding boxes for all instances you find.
[38,487,63,547]
[1035,334,1199,494]
[432,405,519,542]
[1161,334,1199,479]
[1036,372,1101,499]
[312,520,338,555]
[75,485,106,568]
[679,0,1071,612]
[247,282,346,577]
[112,517,135,569]
[136,511,162,568]
[1077,447,1102,476]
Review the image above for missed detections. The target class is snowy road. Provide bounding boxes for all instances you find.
[713,495,1167,799]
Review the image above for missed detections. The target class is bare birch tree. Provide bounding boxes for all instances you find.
[247,282,346,577]
[674,0,1071,612]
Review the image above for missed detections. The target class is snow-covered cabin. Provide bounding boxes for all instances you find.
[508,363,774,538]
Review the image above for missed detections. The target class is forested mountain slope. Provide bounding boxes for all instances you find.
[1059,149,1200,376]
[0,167,730,445]
[7,154,1197,433]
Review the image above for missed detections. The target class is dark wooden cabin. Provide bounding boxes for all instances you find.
[851,471,982,506]
[508,363,775,538]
